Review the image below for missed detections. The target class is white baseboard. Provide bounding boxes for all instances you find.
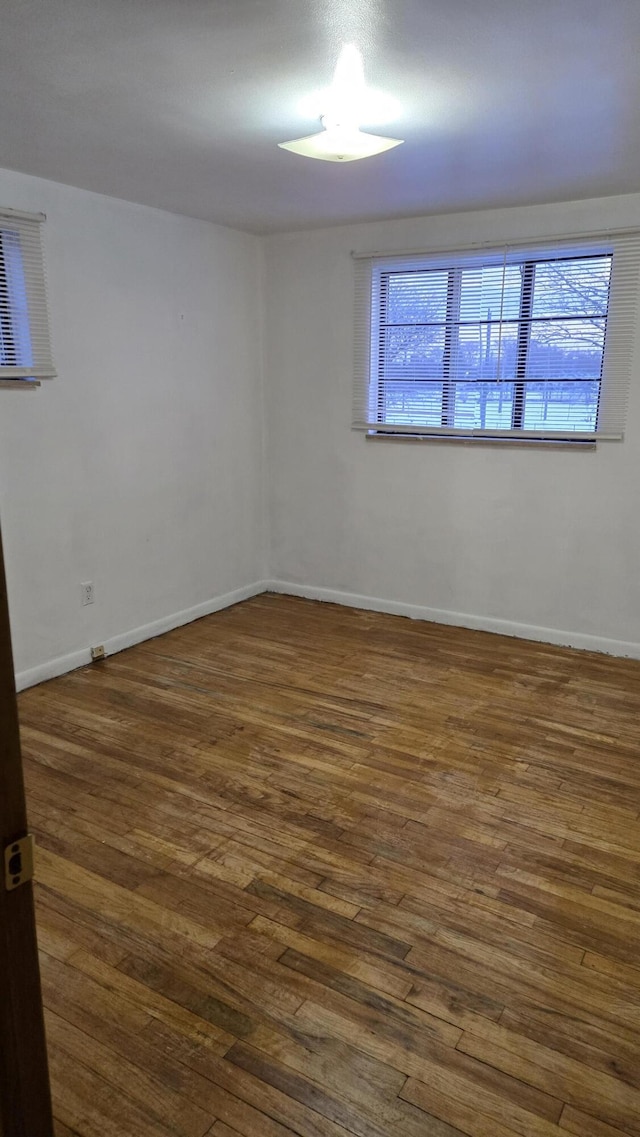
[15,574,640,692]
[265,579,640,660]
[15,580,268,692]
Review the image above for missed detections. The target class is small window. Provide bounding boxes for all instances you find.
[0,208,55,386]
[353,235,640,442]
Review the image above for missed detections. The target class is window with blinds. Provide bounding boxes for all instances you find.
[0,208,55,386]
[353,234,640,441]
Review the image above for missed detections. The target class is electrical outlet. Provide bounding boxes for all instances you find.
[81,581,94,606]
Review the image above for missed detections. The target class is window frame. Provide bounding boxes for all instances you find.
[353,233,640,444]
[0,232,17,367]
[0,207,55,388]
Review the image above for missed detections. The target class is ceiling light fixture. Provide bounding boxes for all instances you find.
[279,45,403,163]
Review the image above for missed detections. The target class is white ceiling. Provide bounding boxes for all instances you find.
[2,0,640,234]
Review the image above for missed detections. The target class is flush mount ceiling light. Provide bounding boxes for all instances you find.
[278,45,403,163]
[278,115,403,162]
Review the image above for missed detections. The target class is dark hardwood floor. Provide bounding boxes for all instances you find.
[17,592,640,1137]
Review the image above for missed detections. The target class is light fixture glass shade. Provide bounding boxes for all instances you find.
[278,126,403,162]
[280,46,403,163]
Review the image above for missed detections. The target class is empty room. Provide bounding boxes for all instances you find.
[1,1,640,1135]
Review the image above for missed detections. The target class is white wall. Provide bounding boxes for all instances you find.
[264,194,640,655]
[0,167,265,686]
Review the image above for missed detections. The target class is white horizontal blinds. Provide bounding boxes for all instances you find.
[353,232,640,439]
[0,209,55,381]
[597,233,640,438]
[353,256,373,430]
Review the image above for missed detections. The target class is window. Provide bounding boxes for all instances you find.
[0,208,55,386]
[353,234,640,441]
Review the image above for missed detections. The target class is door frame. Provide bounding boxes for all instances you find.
[0,519,53,1136]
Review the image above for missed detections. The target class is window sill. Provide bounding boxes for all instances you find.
[0,380,41,389]
[365,432,597,450]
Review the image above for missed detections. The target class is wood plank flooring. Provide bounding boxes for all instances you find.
[16,592,640,1137]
